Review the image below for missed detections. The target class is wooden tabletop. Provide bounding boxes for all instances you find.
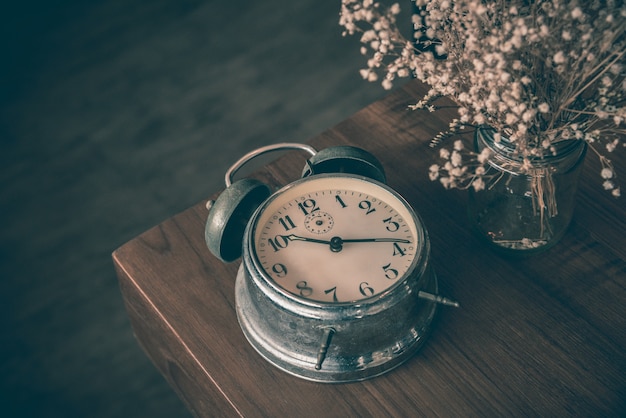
[112,80,625,417]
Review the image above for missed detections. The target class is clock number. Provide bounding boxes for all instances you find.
[271,263,288,277]
[296,281,313,297]
[268,235,290,252]
[324,286,338,302]
[335,195,347,208]
[382,263,399,280]
[383,217,400,232]
[298,199,318,216]
[359,282,375,297]
[358,200,376,215]
[392,242,407,257]
[278,215,296,231]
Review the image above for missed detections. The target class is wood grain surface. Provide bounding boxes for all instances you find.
[113,80,626,417]
[1,2,389,415]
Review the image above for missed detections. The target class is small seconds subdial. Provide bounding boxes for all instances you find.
[304,211,334,234]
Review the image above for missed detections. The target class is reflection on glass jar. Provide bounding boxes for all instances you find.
[468,127,587,255]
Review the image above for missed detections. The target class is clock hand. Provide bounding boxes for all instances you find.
[340,238,411,243]
[284,234,331,245]
[328,237,411,252]
[284,235,343,253]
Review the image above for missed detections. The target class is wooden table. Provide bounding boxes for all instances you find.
[113,81,625,417]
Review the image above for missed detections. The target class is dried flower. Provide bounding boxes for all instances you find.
[601,168,614,179]
[340,0,626,195]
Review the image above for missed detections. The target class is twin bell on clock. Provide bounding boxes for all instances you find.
[205,143,458,383]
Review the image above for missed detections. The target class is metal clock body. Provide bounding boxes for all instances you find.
[205,144,456,383]
[237,174,437,382]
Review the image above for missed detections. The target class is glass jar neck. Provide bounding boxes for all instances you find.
[474,127,587,174]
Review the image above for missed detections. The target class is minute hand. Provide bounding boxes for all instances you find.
[340,238,411,243]
[330,237,409,252]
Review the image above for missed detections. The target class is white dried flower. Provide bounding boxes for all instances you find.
[601,168,614,179]
[451,150,462,167]
[553,51,566,64]
[606,139,619,153]
[472,177,485,191]
[538,103,550,113]
[429,164,440,181]
[477,148,492,164]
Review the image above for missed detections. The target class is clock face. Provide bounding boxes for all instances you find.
[252,175,421,303]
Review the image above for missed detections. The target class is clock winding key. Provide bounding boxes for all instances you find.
[315,328,336,370]
[418,291,460,308]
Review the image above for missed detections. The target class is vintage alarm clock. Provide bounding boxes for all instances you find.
[205,143,458,382]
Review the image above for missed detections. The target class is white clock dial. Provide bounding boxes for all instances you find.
[253,176,420,303]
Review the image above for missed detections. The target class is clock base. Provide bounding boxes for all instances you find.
[235,264,439,383]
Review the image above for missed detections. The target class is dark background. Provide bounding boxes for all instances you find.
[0,1,400,416]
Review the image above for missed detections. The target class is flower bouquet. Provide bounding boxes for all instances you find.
[340,0,625,251]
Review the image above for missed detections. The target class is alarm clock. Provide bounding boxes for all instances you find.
[205,143,457,382]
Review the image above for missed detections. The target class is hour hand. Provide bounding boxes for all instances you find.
[284,234,342,252]
[284,234,331,245]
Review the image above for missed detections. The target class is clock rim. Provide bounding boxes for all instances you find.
[244,173,432,319]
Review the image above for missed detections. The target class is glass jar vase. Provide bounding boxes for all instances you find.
[468,127,587,255]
